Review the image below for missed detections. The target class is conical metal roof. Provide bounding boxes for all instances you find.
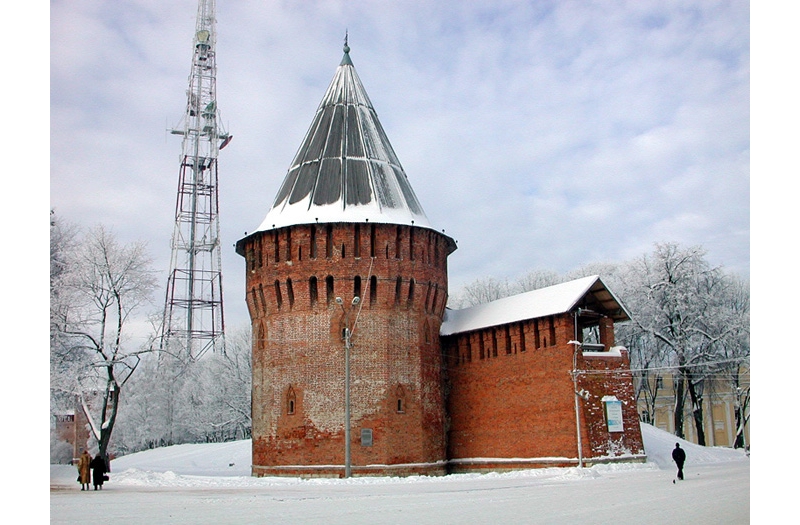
[255,42,432,232]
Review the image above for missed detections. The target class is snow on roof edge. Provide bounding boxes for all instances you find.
[440,275,601,336]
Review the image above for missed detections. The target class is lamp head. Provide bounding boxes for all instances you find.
[352,297,360,305]
[335,297,344,305]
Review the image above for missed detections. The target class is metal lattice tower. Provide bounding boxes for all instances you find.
[161,0,229,360]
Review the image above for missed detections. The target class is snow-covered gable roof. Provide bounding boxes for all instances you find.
[254,42,432,233]
[440,275,630,336]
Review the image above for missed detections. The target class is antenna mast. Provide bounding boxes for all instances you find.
[161,0,229,359]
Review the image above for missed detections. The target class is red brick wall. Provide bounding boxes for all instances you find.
[443,313,645,472]
[239,222,455,477]
[577,347,646,460]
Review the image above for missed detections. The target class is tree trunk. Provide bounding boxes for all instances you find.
[673,371,685,439]
[686,376,706,446]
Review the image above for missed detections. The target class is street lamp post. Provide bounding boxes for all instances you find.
[336,296,360,478]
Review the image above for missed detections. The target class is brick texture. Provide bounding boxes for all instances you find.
[239,223,454,477]
[237,223,644,477]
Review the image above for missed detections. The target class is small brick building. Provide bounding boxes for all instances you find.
[236,44,644,477]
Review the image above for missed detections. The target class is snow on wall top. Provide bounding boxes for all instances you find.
[255,43,432,233]
[440,275,629,336]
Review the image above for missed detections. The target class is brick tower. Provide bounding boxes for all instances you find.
[236,41,456,477]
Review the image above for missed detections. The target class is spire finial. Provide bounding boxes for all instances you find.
[340,30,353,66]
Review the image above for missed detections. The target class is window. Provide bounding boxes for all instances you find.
[369,276,377,306]
[394,276,402,305]
[287,386,296,415]
[258,284,267,313]
[326,276,334,305]
[395,385,406,413]
[309,276,318,307]
[354,275,362,300]
[310,225,317,259]
[274,280,283,309]
[407,279,415,308]
[286,279,294,309]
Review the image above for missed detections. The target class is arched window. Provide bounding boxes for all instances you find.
[354,275,362,300]
[326,275,334,305]
[395,385,406,414]
[287,386,297,415]
[309,276,318,307]
[369,276,378,306]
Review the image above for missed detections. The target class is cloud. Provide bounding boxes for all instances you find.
[50,0,750,335]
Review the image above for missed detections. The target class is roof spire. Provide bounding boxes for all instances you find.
[340,30,353,66]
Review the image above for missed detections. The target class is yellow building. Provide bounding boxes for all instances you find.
[635,366,749,449]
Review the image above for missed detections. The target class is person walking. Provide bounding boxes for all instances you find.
[77,450,92,491]
[672,442,686,481]
[90,453,109,490]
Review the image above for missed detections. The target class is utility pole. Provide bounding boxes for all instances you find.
[336,295,361,478]
[161,0,230,360]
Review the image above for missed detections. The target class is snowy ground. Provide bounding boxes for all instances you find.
[50,424,749,524]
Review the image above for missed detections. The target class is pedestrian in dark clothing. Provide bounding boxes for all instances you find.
[672,442,686,481]
[90,453,108,490]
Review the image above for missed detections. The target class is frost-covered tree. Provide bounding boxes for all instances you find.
[115,325,252,452]
[174,326,252,443]
[715,274,750,448]
[50,211,82,414]
[51,224,157,458]
[623,243,748,443]
[448,276,513,308]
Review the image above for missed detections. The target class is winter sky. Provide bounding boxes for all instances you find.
[45,0,757,336]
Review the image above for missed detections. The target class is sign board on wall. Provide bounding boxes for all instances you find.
[361,428,373,447]
[602,396,624,432]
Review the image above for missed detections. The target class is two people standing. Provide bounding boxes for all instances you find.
[76,450,110,491]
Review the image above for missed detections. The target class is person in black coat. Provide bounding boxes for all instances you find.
[672,443,686,480]
[90,453,108,490]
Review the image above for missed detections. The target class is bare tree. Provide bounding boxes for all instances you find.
[448,276,514,308]
[513,269,563,294]
[51,225,157,458]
